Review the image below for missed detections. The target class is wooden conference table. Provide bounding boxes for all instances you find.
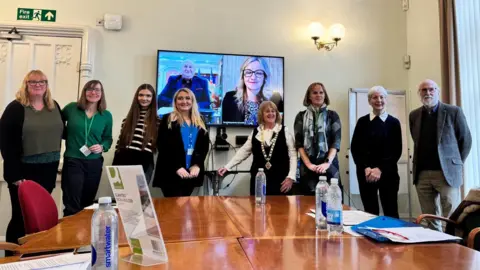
[2,196,480,269]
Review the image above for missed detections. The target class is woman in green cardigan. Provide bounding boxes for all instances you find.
[61,80,113,216]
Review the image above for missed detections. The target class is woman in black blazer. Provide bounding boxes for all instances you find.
[152,88,210,197]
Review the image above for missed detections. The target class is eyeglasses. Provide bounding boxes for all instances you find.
[86,88,102,93]
[243,69,265,78]
[27,80,47,86]
[420,87,436,93]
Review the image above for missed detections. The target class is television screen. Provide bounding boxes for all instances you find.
[156,50,284,126]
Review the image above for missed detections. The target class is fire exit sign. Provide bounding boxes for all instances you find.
[17,8,56,22]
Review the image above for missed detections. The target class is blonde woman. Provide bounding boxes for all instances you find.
[218,101,297,195]
[152,88,210,197]
[0,70,64,251]
[221,56,283,125]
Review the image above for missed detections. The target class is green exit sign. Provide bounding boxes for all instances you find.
[17,8,56,22]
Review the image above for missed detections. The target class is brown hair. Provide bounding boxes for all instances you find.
[302,82,330,107]
[118,84,159,152]
[16,70,55,110]
[257,101,282,125]
[77,80,107,112]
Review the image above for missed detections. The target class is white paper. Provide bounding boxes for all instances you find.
[84,203,118,210]
[308,209,376,226]
[365,227,462,243]
[106,165,168,265]
[0,253,90,270]
[342,210,376,226]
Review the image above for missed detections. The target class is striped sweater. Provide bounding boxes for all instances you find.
[116,110,155,153]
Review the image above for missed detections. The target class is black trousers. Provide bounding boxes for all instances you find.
[61,157,103,217]
[298,163,344,199]
[357,171,400,218]
[6,161,59,256]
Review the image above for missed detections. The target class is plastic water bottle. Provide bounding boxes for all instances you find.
[91,197,119,270]
[327,178,343,236]
[315,176,329,230]
[255,168,266,205]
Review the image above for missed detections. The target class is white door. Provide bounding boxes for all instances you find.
[0,35,82,236]
[348,89,413,220]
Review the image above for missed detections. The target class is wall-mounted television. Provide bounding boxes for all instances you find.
[156,50,284,127]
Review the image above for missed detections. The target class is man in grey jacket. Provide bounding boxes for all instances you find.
[409,79,472,231]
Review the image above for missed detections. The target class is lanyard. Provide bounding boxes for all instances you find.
[85,114,95,145]
[187,125,194,151]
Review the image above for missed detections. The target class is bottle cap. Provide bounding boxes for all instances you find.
[98,197,112,204]
[319,176,327,181]
[258,168,264,172]
[331,178,338,185]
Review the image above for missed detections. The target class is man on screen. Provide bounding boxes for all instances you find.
[157,60,211,109]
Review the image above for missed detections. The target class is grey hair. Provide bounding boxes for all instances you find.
[368,86,388,100]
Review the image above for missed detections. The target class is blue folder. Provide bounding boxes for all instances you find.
[351,216,421,242]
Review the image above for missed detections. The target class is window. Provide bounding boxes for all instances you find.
[456,0,480,192]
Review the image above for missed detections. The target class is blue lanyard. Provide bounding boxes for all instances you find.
[187,125,194,151]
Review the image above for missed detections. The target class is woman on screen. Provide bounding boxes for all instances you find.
[222,56,283,125]
[351,86,402,218]
[112,83,160,184]
[293,82,343,196]
[218,101,297,195]
[152,88,210,197]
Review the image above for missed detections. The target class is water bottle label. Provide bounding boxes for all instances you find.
[321,201,327,217]
[327,209,342,225]
[262,184,266,196]
[105,225,112,267]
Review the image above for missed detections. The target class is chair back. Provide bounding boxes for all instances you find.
[18,180,58,234]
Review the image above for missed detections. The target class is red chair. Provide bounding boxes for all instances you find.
[18,180,59,235]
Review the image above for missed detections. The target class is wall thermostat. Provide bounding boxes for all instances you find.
[103,14,122,30]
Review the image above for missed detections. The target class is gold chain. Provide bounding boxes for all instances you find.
[260,126,279,169]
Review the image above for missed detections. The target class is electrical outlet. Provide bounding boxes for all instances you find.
[402,0,409,11]
[96,18,104,26]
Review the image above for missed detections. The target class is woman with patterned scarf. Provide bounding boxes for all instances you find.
[294,82,343,196]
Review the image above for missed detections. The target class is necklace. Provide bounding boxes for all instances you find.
[260,125,279,170]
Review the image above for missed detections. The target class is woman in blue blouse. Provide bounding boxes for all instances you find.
[152,88,210,197]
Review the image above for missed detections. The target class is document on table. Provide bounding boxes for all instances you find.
[360,227,462,244]
[306,211,363,237]
[0,253,90,270]
[309,209,376,225]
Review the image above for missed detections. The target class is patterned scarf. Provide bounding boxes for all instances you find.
[303,105,328,161]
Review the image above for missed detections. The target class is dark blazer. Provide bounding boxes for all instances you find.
[157,75,210,109]
[409,102,472,187]
[0,100,64,184]
[152,113,210,188]
[221,90,284,124]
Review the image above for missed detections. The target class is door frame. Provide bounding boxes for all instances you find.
[0,21,96,92]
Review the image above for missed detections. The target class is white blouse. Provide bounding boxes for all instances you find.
[224,124,298,180]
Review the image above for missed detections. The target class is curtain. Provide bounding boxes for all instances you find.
[455,0,480,193]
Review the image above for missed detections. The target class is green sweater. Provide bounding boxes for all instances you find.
[63,102,113,159]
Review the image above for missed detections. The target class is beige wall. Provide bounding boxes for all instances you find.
[0,0,442,230]
[406,0,442,217]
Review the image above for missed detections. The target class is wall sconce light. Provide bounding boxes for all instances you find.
[309,22,345,51]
